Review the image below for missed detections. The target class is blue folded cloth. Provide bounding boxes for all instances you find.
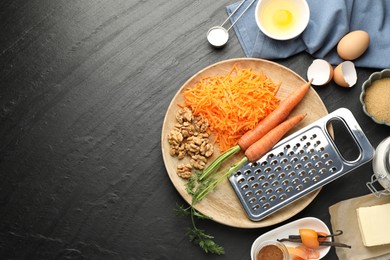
[227,0,390,69]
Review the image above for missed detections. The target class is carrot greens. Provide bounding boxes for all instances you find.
[175,204,225,255]
[176,170,226,255]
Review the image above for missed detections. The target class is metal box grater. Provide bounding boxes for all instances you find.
[229,108,374,221]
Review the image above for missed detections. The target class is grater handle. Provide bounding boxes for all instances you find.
[327,108,375,165]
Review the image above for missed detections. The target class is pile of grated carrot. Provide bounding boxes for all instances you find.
[181,64,281,152]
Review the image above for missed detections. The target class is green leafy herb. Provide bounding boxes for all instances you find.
[185,174,197,196]
[175,204,192,217]
[176,204,224,255]
[175,157,249,255]
[187,227,225,255]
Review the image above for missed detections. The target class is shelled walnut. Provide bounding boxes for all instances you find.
[176,164,193,179]
[167,108,214,179]
[190,154,207,170]
[176,107,193,124]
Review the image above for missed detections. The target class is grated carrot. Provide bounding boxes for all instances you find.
[182,64,280,151]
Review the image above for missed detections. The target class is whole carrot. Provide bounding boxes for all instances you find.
[238,79,312,151]
[245,114,306,162]
[199,80,312,180]
[195,114,306,202]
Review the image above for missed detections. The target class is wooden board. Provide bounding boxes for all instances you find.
[161,58,329,228]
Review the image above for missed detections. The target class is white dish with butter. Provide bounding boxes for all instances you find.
[251,217,331,260]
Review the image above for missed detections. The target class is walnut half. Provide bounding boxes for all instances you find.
[191,154,207,170]
[176,164,193,179]
[176,107,193,124]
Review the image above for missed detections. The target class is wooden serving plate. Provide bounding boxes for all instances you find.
[161,58,329,228]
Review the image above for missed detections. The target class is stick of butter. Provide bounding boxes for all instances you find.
[356,203,390,247]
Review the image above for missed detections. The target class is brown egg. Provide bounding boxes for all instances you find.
[333,61,357,88]
[337,30,370,60]
[307,59,334,86]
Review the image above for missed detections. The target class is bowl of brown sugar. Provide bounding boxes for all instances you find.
[360,69,390,126]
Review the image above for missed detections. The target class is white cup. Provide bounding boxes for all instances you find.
[255,0,310,40]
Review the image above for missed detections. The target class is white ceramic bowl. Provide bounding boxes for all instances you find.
[255,0,310,40]
[360,69,390,126]
[250,217,331,260]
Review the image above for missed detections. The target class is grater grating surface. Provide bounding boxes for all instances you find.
[229,108,374,221]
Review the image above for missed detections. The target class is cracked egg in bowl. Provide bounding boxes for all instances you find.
[360,69,390,126]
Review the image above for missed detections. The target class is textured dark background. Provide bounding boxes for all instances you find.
[0,0,388,259]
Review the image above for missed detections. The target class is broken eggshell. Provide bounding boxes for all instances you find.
[333,61,357,88]
[307,59,334,86]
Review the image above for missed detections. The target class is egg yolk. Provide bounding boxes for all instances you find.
[273,9,293,26]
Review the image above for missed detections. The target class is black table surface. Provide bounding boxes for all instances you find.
[1,1,389,259]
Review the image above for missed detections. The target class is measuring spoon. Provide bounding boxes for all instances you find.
[207,0,257,48]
